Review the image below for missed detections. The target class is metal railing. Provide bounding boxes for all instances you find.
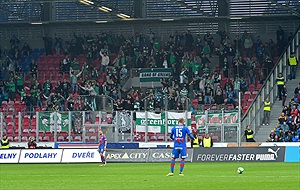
[0,110,239,144]
[241,25,300,138]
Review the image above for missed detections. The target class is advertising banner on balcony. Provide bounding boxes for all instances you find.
[195,112,238,129]
[139,68,172,82]
[135,112,191,133]
[39,112,70,132]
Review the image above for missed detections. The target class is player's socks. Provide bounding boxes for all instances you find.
[170,158,175,173]
[101,156,105,164]
[179,159,185,173]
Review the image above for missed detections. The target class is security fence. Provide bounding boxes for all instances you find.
[0,110,239,144]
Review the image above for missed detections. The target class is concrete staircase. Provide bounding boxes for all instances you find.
[254,71,300,142]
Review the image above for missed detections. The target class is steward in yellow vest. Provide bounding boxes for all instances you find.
[244,125,256,142]
[1,135,9,149]
[191,134,200,148]
[262,97,271,125]
[276,73,285,100]
[202,134,213,147]
[288,52,298,80]
[263,101,271,111]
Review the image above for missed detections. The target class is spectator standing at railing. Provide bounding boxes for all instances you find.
[281,85,287,107]
[276,73,285,101]
[288,52,298,80]
[262,97,271,126]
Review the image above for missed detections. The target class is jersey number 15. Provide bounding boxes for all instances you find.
[176,128,183,137]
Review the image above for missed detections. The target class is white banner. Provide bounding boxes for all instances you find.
[61,149,101,163]
[0,149,21,164]
[19,149,63,163]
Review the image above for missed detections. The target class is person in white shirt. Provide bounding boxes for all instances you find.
[100,50,110,72]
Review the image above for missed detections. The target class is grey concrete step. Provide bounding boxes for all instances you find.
[254,69,300,142]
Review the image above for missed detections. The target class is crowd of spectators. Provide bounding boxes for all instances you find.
[268,83,300,142]
[0,26,291,116]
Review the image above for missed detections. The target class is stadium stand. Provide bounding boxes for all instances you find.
[1,0,300,144]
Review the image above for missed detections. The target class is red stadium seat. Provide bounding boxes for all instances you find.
[74,136,82,142]
[6,115,13,123]
[252,91,258,99]
[57,136,65,142]
[157,136,165,141]
[21,136,28,142]
[14,136,19,142]
[243,91,251,100]
[90,136,97,142]
[42,136,50,142]
[7,136,13,142]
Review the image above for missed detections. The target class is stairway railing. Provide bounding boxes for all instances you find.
[241,25,300,139]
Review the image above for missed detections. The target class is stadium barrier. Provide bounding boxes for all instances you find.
[1,147,299,163]
[0,148,192,164]
[192,147,286,162]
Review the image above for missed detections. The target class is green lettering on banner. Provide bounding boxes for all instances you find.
[135,112,191,133]
[39,112,70,132]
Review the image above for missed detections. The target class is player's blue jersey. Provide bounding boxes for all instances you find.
[170,124,194,148]
[99,135,107,148]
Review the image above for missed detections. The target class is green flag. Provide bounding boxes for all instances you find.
[39,112,69,132]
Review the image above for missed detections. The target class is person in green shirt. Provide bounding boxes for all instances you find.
[6,80,16,101]
[169,52,176,65]
[15,73,24,91]
[43,80,52,97]
[18,87,26,101]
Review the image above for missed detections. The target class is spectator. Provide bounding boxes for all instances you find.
[70,67,83,93]
[290,105,299,118]
[42,34,52,55]
[289,121,297,132]
[244,35,253,58]
[279,121,289,135]
[204,83,213,105]
[28,137,37,149]
[294,83,300,95]
[100,50,109,72]
[278,112,287,125]
[278,128,285,142]
[214,91,224,110]
[281,85,287,107]
[276,26,285,42]
[225,87,235,107]
[269,130,276,141]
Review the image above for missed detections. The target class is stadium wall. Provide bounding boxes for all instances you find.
[1,146,299,164]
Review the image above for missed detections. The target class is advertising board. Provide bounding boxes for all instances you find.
[0,149,21,164]
[19,149,63,163]
[193,147,285,162]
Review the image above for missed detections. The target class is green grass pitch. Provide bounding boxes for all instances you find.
[1,162,299,190]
